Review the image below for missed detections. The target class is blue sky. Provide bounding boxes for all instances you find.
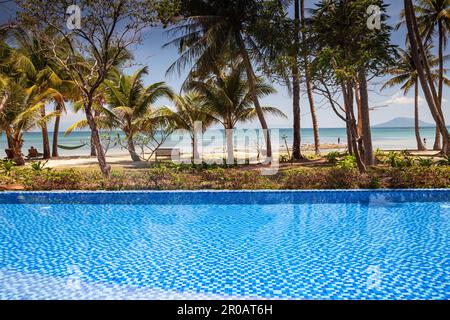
[1,0,449,130]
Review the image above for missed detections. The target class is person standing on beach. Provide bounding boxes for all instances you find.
[338,137,341,145]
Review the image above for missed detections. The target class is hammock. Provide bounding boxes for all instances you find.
[57,143,87,150]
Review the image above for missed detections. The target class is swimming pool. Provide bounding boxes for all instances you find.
[0,190,448,300]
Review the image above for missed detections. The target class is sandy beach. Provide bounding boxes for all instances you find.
[35,146,442,169]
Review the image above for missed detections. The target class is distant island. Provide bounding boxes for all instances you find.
[374,117,435,128]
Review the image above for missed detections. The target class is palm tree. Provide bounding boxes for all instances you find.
[291,0,302,160]
[166,0,276,159]
[1,37,59,163]
[11,29,69,159]
[0,41,13,151]
[188,63,286,163]
[382,45,449,151]
[403,0,450,155]
[0,79,49,165]
[411,0,450,150]
[103,67,174,161]
[300,0,321,156]
[164,92,216,161]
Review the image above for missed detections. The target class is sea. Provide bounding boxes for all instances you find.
[0,127,443,158]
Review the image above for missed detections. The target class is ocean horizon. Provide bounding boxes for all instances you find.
[1,127,446,157]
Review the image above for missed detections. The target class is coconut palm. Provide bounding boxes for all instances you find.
[415,0,450,149]
[102,67,174,161]
[1,39,52,164]
[0,41,13,151]
[300,0,321,156]
[166,0,277,159]
[10,29,72,159]
[163,92,216,161]
[402,0,450,154]
[401,0,450,149]
[382,45,449,151]
[0,79,50,165]
[187,62,286,163]
[0,40,12,102]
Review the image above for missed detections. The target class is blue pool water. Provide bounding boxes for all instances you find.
[0,190,449,300]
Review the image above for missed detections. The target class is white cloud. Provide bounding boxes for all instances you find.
[381,91,424,106]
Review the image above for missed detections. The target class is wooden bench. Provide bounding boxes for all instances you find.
[155,148,181,161]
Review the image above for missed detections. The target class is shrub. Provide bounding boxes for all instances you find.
[147,165,173,190]
[280,154,290,163]
[368,177,382,189]
[402,156,415,168]
[337,155,357,170]
[21,169,82,190]
[385,167,450,189]
[417,157,434,168]
[325,168,360,189]
[386,151,403,168]
[281,167,361,190]
[30,160,49,172]
[325,151,340,164]
[437,155,450,166]
[0,160,15,176]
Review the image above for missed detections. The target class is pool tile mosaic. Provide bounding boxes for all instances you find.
[0,190,449,300]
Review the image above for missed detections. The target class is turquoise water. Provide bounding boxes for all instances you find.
[0,127,442,157]
[0,190,448,300]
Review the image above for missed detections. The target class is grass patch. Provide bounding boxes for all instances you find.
[1,163,449,191]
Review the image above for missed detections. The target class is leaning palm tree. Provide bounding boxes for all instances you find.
[10,29,69,159]
[188,63,286,163]
[103,67,174,161]
[166,0,277,159]
[163,92,216,161]
[0,79,49,165]
[382,45,449,151]
[401,0,450,150]
[0,40,12,110]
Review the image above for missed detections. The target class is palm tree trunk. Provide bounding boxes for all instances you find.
[90,135,97,156]
[127,135,141,162]
[433,19,444,151]
[40,105,51,159]
[404,0,450,155]
[12,133,25,166]
[433,128,441,150]
[301,0,320,156]
[306,75,320,155]
[414,82,426,151]
[237,34,272,159]
[90,109,100,156]
[52,103,62,157]
[191,136,201,163]
[225,128,234,164]
[4,126,13,150]
[292,0,302,160]
[358,69,374,165]
[85,101,110,176]
[436,20,446,152]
